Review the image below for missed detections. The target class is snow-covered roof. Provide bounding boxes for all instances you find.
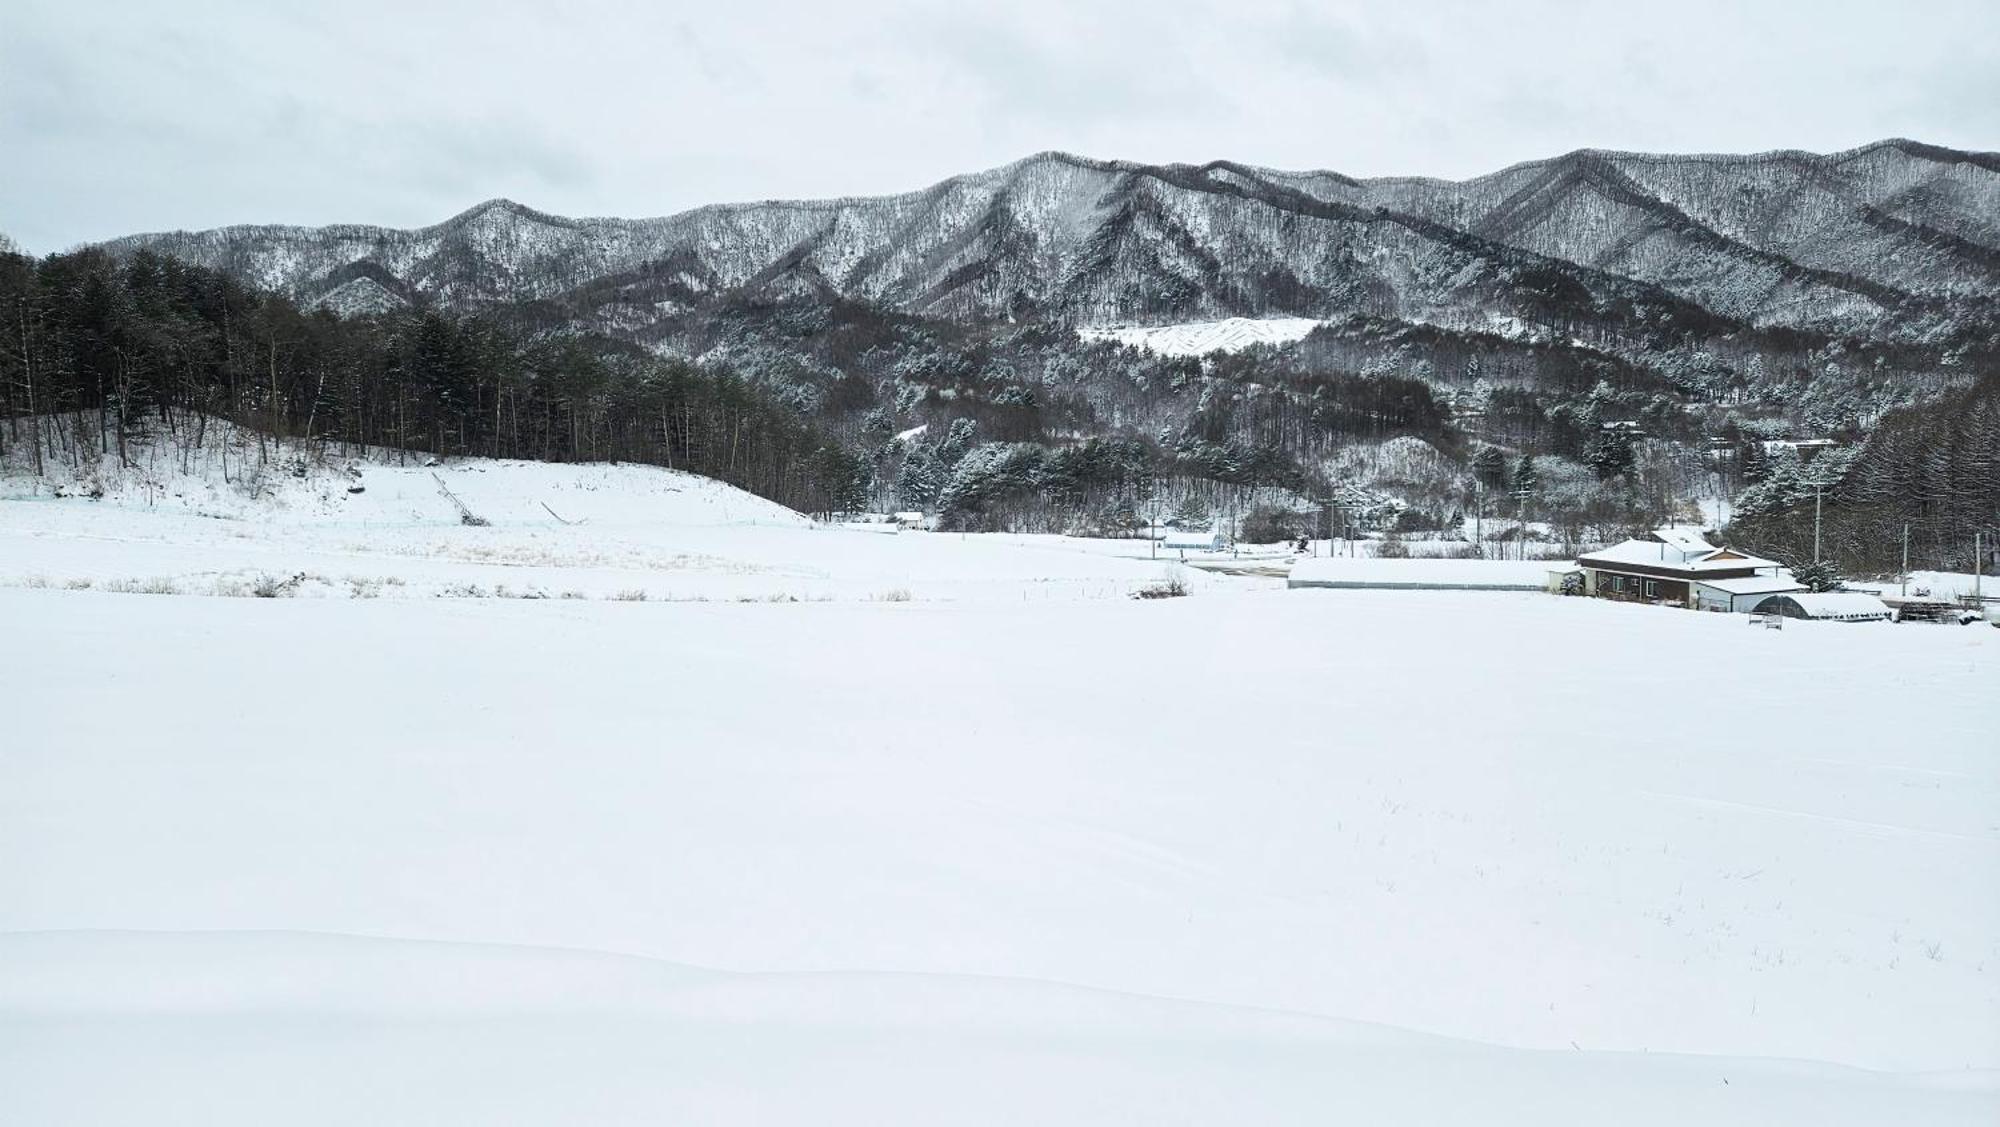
[1756,592,1893,620]
[1652,527,1714,554]
[1688,547,1783,570]
[1694,574,1804,595]
[1163,529,1223,548]
[1578,539,1782,573]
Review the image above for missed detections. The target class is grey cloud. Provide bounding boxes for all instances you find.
[921,12,1207,124]
[1270,6,1428,80]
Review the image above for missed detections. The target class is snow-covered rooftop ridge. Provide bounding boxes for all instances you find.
[1578,534,1782,573]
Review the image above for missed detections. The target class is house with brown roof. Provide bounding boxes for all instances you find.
[1575,529,1800,611]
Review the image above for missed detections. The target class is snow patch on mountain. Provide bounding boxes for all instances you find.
[1078,316,1326,356]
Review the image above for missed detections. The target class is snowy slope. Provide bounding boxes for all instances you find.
[0,423,1219,602]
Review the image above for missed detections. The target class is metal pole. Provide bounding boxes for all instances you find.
[1473,479,1482,557]
[1812,484,1823,565]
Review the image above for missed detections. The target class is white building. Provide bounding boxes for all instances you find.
[1692,574,1808,613]
[1749,592,1893,622]
[1162,528,1225,554]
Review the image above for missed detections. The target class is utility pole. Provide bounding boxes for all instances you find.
[1901,523,1909,597]
[1472,478,1483,557]
[1812,482,1824,565]
[1977,531,1984,604]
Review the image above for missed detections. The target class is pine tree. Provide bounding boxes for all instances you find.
[1510,455,1540,500]
[937,417,977,466]
[1472,444,1508,489]
[1583,426,1635,480]
[1762,447,1805,508]
[1740,439,1769,484]
[1173,493,1211,528]
[1792,559,1844,592]
[897,446,942,511]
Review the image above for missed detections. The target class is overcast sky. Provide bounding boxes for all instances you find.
[3,0,1994,252]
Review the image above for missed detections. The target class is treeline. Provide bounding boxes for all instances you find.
[878,423,1316,533]
[1728,370,2000,575]
[0,248,864,514]
[688,298,1476,528]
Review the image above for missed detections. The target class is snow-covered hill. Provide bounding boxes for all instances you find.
[0,420,1218,602]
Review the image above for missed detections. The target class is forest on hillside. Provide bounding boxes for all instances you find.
[0,248,869,516]
[1728,370,2000,576]
[2,245,1994,569]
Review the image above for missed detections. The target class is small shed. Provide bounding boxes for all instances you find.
[1693,574,1806,613]
[1749,592,1892,622]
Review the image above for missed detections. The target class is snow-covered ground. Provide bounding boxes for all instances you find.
[5,929,1989,1127]
[4,431,1997,1124]
[1289,556,1554,588]
[1855,570,1996,602]
[1077,316,1325,356]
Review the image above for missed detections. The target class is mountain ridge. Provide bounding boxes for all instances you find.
[95,139,2000,353]
[104,138,1998,241]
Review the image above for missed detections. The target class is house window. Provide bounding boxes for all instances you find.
[1645,579,1660,599]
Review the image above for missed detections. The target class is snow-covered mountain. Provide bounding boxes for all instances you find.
[102,140,2000,343]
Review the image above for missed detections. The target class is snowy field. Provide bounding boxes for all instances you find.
[4,440,1998,1125]
[1289,555,1553,589]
